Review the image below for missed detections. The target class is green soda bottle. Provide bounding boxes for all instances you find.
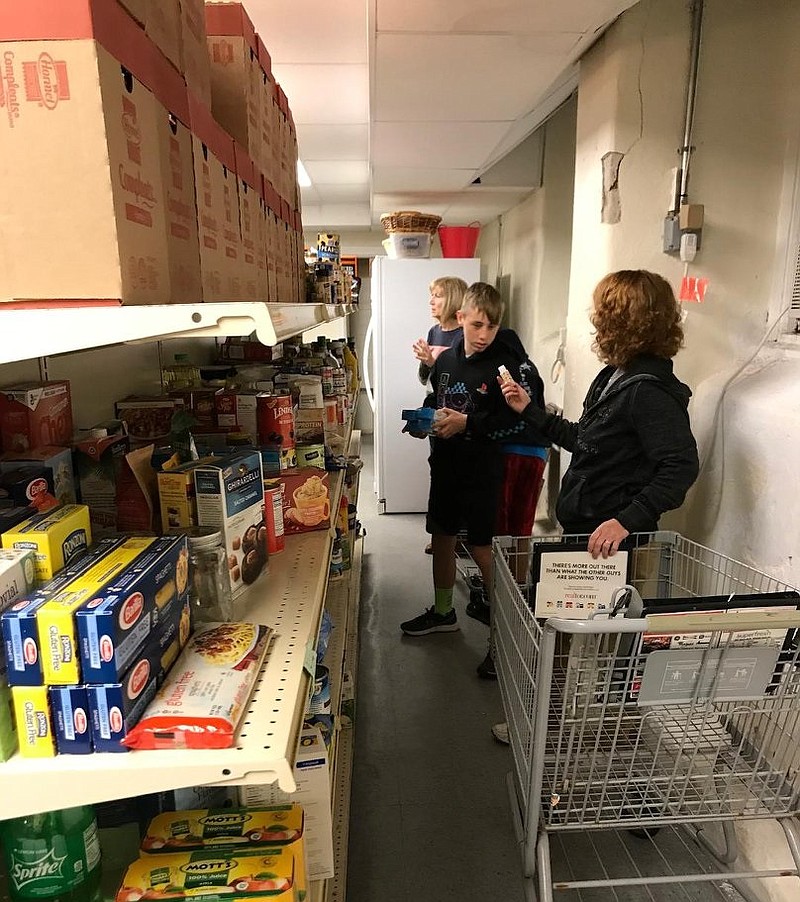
[0,805,102,902]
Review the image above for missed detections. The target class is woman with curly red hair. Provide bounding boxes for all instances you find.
[501,269,699,559]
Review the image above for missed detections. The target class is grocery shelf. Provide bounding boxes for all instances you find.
[326,721,355,902]
[0,302,356,365]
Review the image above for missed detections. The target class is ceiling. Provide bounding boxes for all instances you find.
[243,0,639,231]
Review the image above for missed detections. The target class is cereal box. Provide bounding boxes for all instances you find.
[11,685,55,758]
[0,548,37,617]
[0,382,73,453]
[76,535,190,683]
[1,504,92,581]
[0,446,77,506]
[115,846,295,902]
[50,685,92,755]
[2,537,131,687]
[87,597,191,752]
[194,452,267,598]
[270,470,330,535]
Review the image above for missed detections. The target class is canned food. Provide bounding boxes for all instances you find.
[296,443,325,469]
[257,394,295,454]
[263,486,285,555]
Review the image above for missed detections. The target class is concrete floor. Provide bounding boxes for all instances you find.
[345,437,763,902]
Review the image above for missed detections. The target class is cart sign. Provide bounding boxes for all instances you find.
[637,646,779,705]
[534,551,629,619]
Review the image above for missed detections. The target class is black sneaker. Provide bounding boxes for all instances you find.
[401,607,459,636]
[465,592,491,626]
[476,650,497,679]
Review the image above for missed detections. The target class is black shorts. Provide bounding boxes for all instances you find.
[426,448,503,547]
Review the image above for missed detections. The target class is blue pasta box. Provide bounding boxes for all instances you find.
[1,537,130,687]
[49,685,92,755]
[88,596,191,752]
[76,535,190,684]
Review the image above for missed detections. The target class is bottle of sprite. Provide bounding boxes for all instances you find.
[0,805,102,902]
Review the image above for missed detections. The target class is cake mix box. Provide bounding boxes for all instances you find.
[2,537,131,687]
[76,535,190,683]
[0,382,73,453]
[194,452,267,598]
[1,504,92,581]
[270,470,330,536]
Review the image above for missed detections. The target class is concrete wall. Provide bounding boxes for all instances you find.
[480,1,800,896]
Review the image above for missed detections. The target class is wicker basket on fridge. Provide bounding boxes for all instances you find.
[380,211,442,234]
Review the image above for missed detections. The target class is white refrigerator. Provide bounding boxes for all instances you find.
[363,257,481,513]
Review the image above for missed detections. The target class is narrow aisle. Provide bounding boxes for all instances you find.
[347,436,525,902]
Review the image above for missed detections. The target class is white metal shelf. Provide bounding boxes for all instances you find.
[0,302,356,365]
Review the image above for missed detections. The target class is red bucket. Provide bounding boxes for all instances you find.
[438,222,480,258]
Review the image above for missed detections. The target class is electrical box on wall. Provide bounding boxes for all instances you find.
[663,215,681,252]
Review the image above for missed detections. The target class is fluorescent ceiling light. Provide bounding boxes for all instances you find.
[297,160,312,188]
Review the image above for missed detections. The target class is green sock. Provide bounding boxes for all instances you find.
[434,588,454,616]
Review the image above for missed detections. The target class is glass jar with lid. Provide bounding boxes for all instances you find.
[186,528,233,623]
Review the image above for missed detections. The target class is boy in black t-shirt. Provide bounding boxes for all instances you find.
[401,283,521,637]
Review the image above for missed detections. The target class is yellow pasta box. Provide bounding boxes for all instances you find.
[116,846,296,902]
[38,537,155,684]
[1,504,91,581]
[141,806,307,901]
[11,685,55,758]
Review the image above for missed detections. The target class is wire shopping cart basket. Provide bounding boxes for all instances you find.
[493,531,800,902]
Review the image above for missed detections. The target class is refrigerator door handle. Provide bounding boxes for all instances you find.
[363,315,375,412]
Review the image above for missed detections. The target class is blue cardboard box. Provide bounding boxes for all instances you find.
[76,535,189,684]
[50,685,92,755]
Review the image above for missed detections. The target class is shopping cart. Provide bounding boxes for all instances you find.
[493,531,800,901]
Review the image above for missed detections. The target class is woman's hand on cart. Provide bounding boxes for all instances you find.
[499,377,531,413]
[588,519,629,559]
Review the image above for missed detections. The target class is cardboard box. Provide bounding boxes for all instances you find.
[50,684,92,754]
[73,432,130,537]
[0,466,57,512]
[0,548,37,617]
[145,0,181,70]
[240,726,333,880]
[11,684,55,758]
[87,595,190,752]
[115,396,184,447]
[194,451,266,598]
[271,469,330,535]
[188,94,238,301]
[1,537,130,686]
[0,382,73,453]
[179,0,211,105]
[2,504,92,581]
[205,2,259,160]
[152,61,202,303]
[1,446,77,506]
[234,143,261,301]
[0,2,170,304]
[214,390,261,439]
[158,457,216,529]
[0,678,18,761]
[76,535,189,683]
[118,0,147,26]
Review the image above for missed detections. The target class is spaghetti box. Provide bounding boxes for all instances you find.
[194,451,267,599]
[0,446,77,506]
[49,685,92,755]
[0,382,73,453]
[87,596,191,752]
[1,504,92,581]
[1,537,136,687]
[76,535,190,683]
[0,467,57,512]
[11,685,55,758]
[36,537,156,685]
[0,548,37,617]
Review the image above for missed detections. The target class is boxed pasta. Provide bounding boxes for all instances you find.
[0,548,37,617]
[0,446,77,506]
[123,622,271,750]
[87,596,191,752]
[50,685,92,755]
[2,537,132,687]
[76,535,190,683]
[11,684,55,758]
[1,504,92,581]
[0,678,17,761]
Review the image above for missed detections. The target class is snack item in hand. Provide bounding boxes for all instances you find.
[498,364,513,385]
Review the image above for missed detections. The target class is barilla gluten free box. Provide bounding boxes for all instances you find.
[87,595,191,752]
[37,537,156,684]
[2,537,131,686]
[76,535,190,683]
[11,685,55,758]
[1,504,91,581]
[115,846,295,902]
[50,685,92,755]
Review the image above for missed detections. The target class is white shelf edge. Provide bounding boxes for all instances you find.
[0,302,357,364]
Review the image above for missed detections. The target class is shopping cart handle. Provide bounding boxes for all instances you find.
[644,609,800,633]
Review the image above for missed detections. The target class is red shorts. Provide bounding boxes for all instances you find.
[496,452,547,536]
